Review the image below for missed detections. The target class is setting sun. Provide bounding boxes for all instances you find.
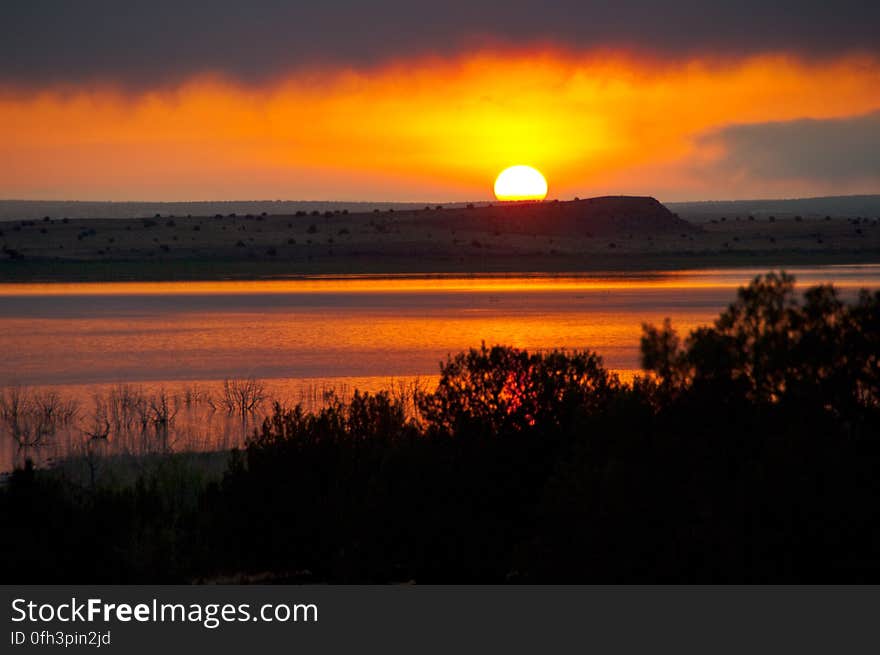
[493,165,548,201]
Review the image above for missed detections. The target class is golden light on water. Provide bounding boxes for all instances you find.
[3,267,880,470]
[493,165,548,201]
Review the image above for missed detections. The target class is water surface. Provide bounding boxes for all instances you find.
[4,265,879,387]
[1,265,878,471]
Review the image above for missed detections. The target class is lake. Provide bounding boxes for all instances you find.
[1,265,879,471]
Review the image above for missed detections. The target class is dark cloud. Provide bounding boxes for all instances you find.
[701,111,880,186]
[1,0,879,87]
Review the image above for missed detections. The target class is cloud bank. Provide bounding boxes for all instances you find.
[700,112,880,194]
[3,0,880,87]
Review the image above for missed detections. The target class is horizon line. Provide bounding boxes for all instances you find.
[1,193,879,206]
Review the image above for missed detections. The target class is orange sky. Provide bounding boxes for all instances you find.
[2,50,879,202]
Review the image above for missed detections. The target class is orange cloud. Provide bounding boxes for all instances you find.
[2,50,879,201]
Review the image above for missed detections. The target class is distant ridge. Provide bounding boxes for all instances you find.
[0,199,483,222]
[2,194,878,223]
[0,196,687,233]
[667,195,880,222]
[399,196,695,237]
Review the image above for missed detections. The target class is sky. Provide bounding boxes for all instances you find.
[1,1,879,202]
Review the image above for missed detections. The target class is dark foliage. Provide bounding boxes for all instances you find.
[2,272,879,582]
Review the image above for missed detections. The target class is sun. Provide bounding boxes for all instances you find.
[493,165,548,202]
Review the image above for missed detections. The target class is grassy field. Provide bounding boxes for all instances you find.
[1,197,878,281]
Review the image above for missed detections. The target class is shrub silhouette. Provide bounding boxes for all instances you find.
[209,392,420,579]
[418,343,617,437]
[641,272,880,413]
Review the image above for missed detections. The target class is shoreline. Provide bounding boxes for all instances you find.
[3,250,880,283]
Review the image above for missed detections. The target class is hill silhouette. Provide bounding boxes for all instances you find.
[399,196,696,237]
